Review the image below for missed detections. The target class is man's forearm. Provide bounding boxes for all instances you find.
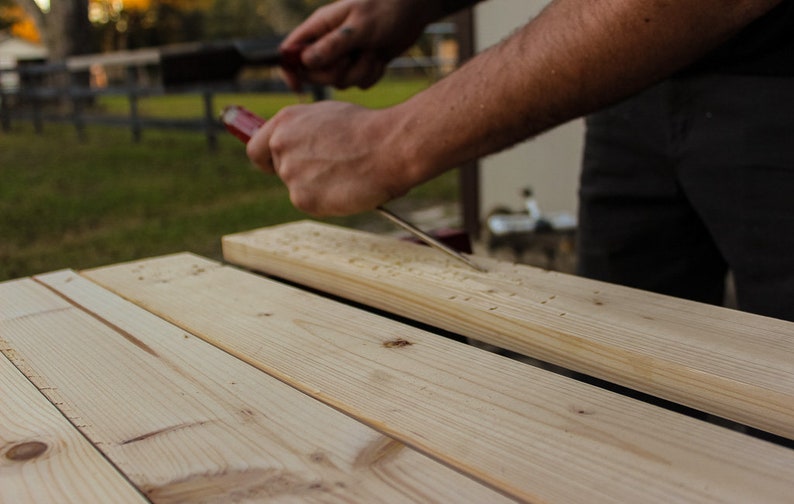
[384,0,781,189]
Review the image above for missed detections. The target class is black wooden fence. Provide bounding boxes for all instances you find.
[0,59,325,150]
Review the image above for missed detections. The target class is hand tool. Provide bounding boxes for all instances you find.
[159,39,304,88]
[63,38,304,89]
[220,105,486,272]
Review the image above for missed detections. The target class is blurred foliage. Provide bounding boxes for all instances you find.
[1,0,332,52]
[0,0,29,37]
[87,0,331,51]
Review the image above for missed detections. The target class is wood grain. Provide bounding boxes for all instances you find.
[1,273,511,503]
[84,252,794,504]
[221,220,794,440]
[0,325,147,504]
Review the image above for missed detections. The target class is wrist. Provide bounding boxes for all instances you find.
[362,107,425,201]
[378,98,463,193]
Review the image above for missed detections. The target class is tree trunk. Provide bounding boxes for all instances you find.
[14,0,94,111]
[14,0,94,60]
[46,0,93,60]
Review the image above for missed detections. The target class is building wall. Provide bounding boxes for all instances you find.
[0,37,47,91]
[474,0,582,219]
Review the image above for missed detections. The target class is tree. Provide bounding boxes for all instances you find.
[1,0,23,32]
[6,0,330,61]
[90,0,210,52]
[13,0,94,60]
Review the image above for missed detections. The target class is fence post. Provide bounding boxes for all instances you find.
[0,82,10,132]
[127,67,142,143]
[311,84,328,101]
[202,89,217,151]
[32,96,43,134]
[23,66,44,135]
[70,69,87,142]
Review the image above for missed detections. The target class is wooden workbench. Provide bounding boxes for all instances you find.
[2,221,793,503]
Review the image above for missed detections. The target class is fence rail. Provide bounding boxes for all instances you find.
[1,26,459,148]
[0,60,324,150]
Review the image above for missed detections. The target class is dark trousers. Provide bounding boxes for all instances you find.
[577,74,794,322]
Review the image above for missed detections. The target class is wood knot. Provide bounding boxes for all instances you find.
[5,441,48,461]
[569,405,595,416]
[309,450,334,467]
[383,338,412,348]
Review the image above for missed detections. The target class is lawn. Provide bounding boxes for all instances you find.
[0,76,459,281]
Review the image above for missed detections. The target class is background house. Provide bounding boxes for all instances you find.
[0,34,47,91]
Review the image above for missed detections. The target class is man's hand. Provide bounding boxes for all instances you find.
[254,0,781,218]
[246,101,411,216]
[280,0,432,90]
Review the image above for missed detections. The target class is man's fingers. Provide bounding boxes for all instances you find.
[298,56,354,87]
[246,120,277,175]
[304,23,361,68]
[337,53,384,89]
[281,3,352,59]
[279,67,304,93]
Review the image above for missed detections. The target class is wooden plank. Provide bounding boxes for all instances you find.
[221,220,794,440]
[84,252,794,504]
[1,273,511,504]
[0,331,147,503]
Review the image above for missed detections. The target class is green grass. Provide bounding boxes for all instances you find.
[96,76,429,117]
[0,77,459,281]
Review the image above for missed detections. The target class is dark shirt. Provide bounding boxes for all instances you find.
[687,0,794,76]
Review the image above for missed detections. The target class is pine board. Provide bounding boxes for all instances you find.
[222,220,794,440]
[1,273,511,503]
[83,252,794,504]
[0,329,147,504]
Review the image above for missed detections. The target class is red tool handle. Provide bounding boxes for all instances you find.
[220,105,266,144]
[221,44,305,143]
[220,105,478,262]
